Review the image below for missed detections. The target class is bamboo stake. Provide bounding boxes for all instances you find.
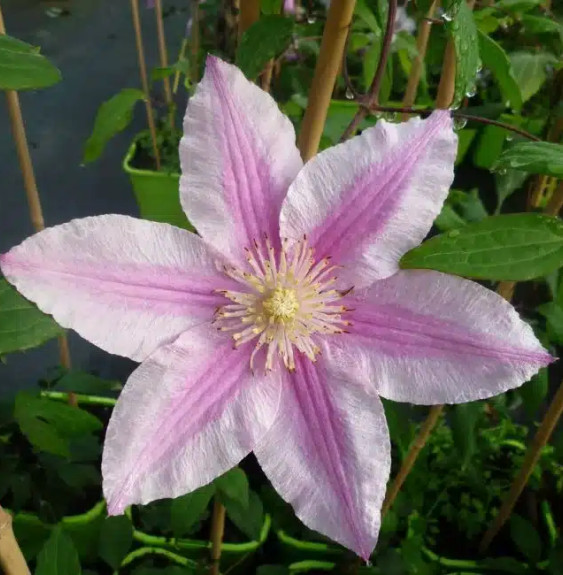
[0,5,72,373]
[381,7,459,516]
[239,0,260,38]
[130,0,161,169]
[401,0,438,115]
[173,38,188,94]
[479,380,563,552]
[298,0,357,161]
[0,508,30,575]
[209,498,226,575]
[153,0,173,119]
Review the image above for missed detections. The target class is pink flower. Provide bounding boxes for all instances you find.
[0,56,552,559]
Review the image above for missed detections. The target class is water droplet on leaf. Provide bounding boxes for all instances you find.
[307,15,316,24]
[345,87,354,100]
[454,117,467,130]
[441,11,453,21]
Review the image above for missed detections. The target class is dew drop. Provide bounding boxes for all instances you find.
[345,87,355,100]
[506,134,514,142]
[307,15,316,24]
[497,168,507,175]
[453,117,467,130]
[441,11,453,21]
[465,85,477,98]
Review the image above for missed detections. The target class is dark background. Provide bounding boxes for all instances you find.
[0,0,188,393]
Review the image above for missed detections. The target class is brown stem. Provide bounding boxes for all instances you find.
[153,0,173,116]
[130,0,161,169]
[382,405,444,515]
[0,5,72,373]
[435,40,456,109]
[0,507,31,575]
[239,0,260,38]
[401,0,439,115]
[479,380,563,552]
[209,499,226,575]
[261,59,275,93]
[298,0,357,160]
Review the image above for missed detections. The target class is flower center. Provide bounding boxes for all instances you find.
[214,235,351,373]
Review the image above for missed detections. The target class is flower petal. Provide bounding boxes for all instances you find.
[255,352,390,559]
[0,215,232,361]
[103,324,281,514]
[180,56,303,260]
[280,111,457,289]
[335,270,553,404]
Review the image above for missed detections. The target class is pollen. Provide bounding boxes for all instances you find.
[213,235,351,373]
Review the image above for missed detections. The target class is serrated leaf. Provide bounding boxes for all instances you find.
[214,467,249,509]
[83,88,145,163]
[510,514,542,564]
[98,515,133,570]
[494,141,563,178]
[35,526,81,575]
[0,279,63,354]
[236,16,294,79]
[478,31,522,111]
[445,1,481,107]
[0,34,61,90]
[401,214,563,281]
[170,483,215,537]
[510,51,557,103]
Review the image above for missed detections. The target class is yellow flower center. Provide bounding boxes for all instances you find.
[262,287,300,322]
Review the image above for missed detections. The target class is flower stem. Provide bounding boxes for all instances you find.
[130,0,161,170]
[0,5,73,377]
[298,0,357,160]
[0,507,31,575]
[382,405,444,515]
[479,380,563,552]
[40,390,117,407]
[209,498,226,575]
[153,0,173,125]
[401,0,439,116]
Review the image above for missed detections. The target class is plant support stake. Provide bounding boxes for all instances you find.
[298,0,357,161]
[209,498,226,575]
[130,0,161,169]
[0,4,72,375]
[153,0,173,122]
[0,507,31,575]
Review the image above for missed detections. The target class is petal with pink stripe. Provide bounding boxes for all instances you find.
[0,215,231,361]
[280,111,457,289]
[180,56,303,260]
[102,324,282,514]
[255,353,391,559]
[333,270,554,404]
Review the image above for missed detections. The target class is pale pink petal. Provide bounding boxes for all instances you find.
[254,353,390,559]
[180,56,303,260]
[0,215,233,361]
[331,270,553,404]
[280,111,457,289]
[103,324,281,514]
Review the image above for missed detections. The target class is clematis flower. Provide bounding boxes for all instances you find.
[0,56,552,559]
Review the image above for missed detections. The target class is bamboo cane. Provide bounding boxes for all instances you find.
[153,0,173,125]
[0,507,31,575]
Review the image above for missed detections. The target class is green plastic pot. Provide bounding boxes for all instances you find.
[123,139,194,231]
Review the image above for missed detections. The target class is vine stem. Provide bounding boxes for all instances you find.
[209,499,226,575]
[153,0,173,121]
[0,5,72,379]
[0,507,30,575]
[298,0,357,161]
[340,0,397,142]
[479,380,563,552]
[130,0,161,169]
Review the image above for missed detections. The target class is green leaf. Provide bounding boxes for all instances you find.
[498,0,543,12]
[481,556,529,574]
[261,0,283,14]
[478,32,522,111]
[83,88,145,163]
[537,302,563,345]
[494,141,563,178]
[510,514,542,564]
[495,169,528,213]
[355,0,382,35]
[510,51,557,103]
[214,467,249,509]
[170,483,215,537]
[223,489,264,540]
[257,567,290,575]
[35,526,81,575]
[236,16,294,79]
[98,515,133,570]
[435,204,468,232]
[521,15,563,37]
[473,124,506,169]
[519,368,548,418]
[451,402,483,468]
[0,34,61,90]
[54,371,122,396]
[14,393,102,457]
[445,1,481,107]
[0,279,63,355]
[400,214,563,281]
